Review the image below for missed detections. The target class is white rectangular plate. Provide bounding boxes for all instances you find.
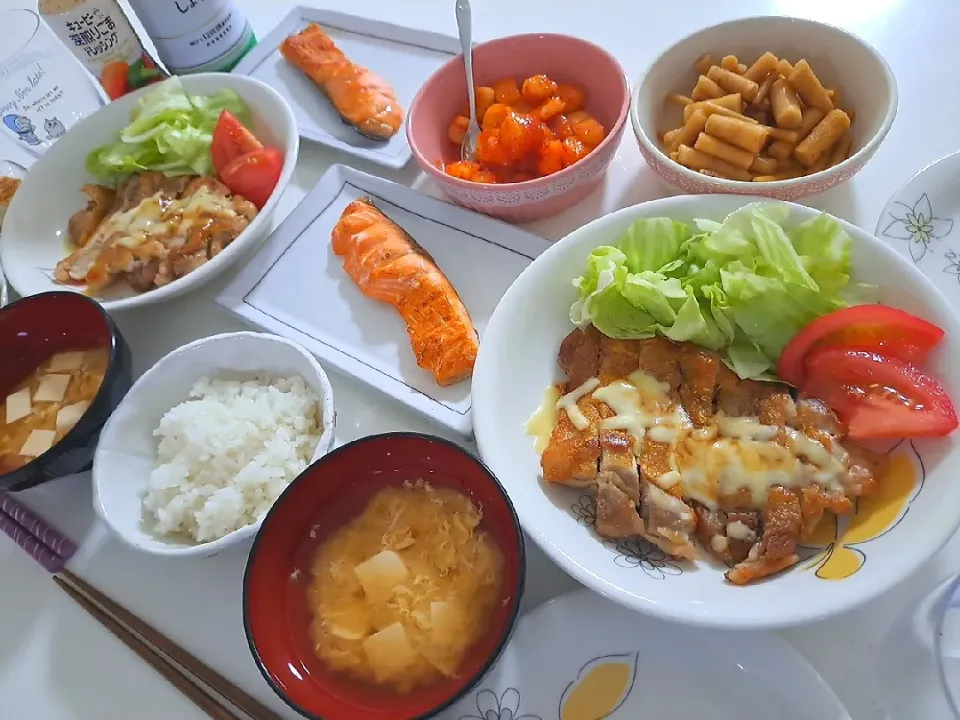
[216,166,551,436]
[232,6,459,169]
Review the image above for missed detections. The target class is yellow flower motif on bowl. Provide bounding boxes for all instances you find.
[559,652,638,720]
[802,440,924,581]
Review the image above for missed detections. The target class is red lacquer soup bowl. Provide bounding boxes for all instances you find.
[243,432,525,720]
[0,291,132,492]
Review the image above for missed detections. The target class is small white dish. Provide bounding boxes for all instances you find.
[0,74,298,312]
[877,151,960,297]
[472,194,960,629]
[92,332,336,558]
[441,588,850,720]
[232,6,459,170]
[217,164,550,436]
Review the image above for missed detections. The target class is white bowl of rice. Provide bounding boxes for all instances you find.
[92,331,336,557]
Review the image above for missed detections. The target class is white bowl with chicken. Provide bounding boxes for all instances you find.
[0,75,298,311]
[472,195,960,629]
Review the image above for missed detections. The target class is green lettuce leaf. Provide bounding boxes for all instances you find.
[86,77,252,183]
[617,217,693,273]
[570,202,859,378]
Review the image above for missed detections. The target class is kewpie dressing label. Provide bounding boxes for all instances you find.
[39,0,166,99]
[40,0,142,68]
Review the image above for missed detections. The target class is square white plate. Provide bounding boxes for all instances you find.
[232,7,459,169]
[216,165,551,436]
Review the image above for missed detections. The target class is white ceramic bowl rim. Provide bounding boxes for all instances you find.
[0,74,299,312]
[92,331,336,558]
[630,16,899,189]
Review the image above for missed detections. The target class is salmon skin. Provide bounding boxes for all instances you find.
[331,197,479,386]
[280,24,404,141]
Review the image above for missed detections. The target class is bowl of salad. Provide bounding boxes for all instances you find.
[472,195,960,629]
[0,74,298,311]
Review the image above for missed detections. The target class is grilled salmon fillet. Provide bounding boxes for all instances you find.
[331,198,478,386]
[280,24,404,141]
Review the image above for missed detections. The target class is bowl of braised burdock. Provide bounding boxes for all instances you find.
[631,16,897,199]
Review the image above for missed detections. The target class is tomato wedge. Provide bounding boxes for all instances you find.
[211,110,263,177]
[100,60,131,101]
[220,147,283,209]
[778,304,944,387]
[802,348,957,440]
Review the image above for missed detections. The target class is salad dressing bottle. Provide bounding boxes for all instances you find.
[125,0,257,75]
[39,0,167,99]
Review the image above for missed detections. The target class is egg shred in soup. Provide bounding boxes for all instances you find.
[307,481,504,692]
[0,348,108,472]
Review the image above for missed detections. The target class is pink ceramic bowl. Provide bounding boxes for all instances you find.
[631,16,897,200]
[407,33,629,223]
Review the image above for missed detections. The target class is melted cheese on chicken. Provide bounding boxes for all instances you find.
[547,374,851,510]
[556,377,600,430]
[103,185,242,251]
[592,370,689,450]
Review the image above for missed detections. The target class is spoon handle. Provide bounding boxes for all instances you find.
[455,0,480,133]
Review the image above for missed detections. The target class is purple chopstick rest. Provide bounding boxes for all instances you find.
[0,512,65,573]
[0,492,77,570]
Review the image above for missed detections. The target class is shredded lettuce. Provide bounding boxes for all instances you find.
[570,202,873,379]
[86,77,252,183]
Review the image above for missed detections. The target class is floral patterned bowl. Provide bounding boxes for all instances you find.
[631,16,898,200]
[406,33,629,223]
[877,151,960,287]
[472,194,960,630]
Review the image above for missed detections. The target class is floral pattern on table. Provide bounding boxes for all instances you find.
[800,440,924,580]
[570,494,682,579]
[458,687,542,720]
[880,193,954,263]
[458,652,640,720]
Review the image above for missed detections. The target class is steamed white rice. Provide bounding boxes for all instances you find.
[144,374,322,543]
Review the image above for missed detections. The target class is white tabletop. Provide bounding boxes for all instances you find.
[2,0,959,718]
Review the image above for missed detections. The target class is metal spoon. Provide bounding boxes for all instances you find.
[455,0,481,162]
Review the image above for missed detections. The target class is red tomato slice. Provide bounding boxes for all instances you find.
[211,110,263,177]
[100,61,130,101]
[220,147,283,209]
[778,304,944,387]
[802,348,957,440]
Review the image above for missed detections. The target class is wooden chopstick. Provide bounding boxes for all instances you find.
[58,569,282,720]
[54,575,239,720]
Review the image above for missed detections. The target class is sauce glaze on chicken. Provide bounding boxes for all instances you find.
[56,171,257,296]
[535,327,885,585]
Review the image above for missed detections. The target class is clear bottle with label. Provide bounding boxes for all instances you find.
[126,0,257,75]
